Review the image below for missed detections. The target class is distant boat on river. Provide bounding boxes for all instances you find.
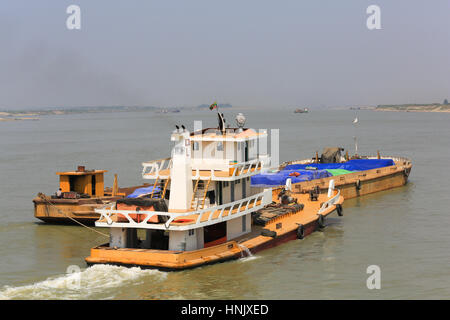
[294,108,309,113]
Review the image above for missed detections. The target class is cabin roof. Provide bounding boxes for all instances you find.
[189,128,266,142]
[56,170,107,176]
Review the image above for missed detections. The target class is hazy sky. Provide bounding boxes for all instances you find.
[1,0,449,109]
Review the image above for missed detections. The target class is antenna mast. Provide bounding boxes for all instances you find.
[353,114,359,156]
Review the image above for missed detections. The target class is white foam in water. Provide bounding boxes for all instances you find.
[238,244,259,262]
[0,264,166,300]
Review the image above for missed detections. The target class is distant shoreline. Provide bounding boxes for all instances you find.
[347,104,450,113]
[0,106,160,118]
[0,117,39,122]
[0,104,234,119]
[375,104,450,113]
[374,109,450,113]
[0,107,163,122]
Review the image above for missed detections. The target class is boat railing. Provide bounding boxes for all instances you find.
[192,158,263,180]
[372,155,412,166]
[318,189,341,214]
[142,157,172,179]
[95,189,272,231]
[142,158,263,181]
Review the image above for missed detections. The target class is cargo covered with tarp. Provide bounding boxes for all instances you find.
[251,169,332,186]
[325,169,355,176]
[126,186,161,198]
[251,159,395,187]
[283,159,394,171]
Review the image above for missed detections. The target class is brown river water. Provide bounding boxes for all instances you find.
[0,108,449,299]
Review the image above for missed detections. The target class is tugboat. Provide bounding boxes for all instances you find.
[294,107,309,113]
[85,113,344,270]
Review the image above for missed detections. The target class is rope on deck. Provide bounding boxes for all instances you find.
[38,193,109,238]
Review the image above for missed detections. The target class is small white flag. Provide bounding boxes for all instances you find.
[353,117,358,124]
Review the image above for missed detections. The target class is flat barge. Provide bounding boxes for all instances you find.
[278,155,412,200]
[33,167,150,224]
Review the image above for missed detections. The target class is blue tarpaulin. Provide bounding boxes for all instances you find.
[251,159,395,187]
[126,186,161,198]
[251,169,332,186]
[283,159,394,171]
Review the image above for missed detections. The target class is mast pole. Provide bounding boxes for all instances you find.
[353,114,359,156]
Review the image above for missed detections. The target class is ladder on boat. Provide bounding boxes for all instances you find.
[200,177,212,209]
[150,178,159,198]
[190,177,200,209]
[161,177,170,199]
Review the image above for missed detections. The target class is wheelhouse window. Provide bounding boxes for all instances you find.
[174,146,184,155]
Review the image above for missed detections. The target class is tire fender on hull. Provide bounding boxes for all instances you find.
[317,214,325,228]
[296,224,305,239]
[336,204,343,216]
[261,228,277,238]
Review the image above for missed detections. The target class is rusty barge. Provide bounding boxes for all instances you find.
[33,166,151,224]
